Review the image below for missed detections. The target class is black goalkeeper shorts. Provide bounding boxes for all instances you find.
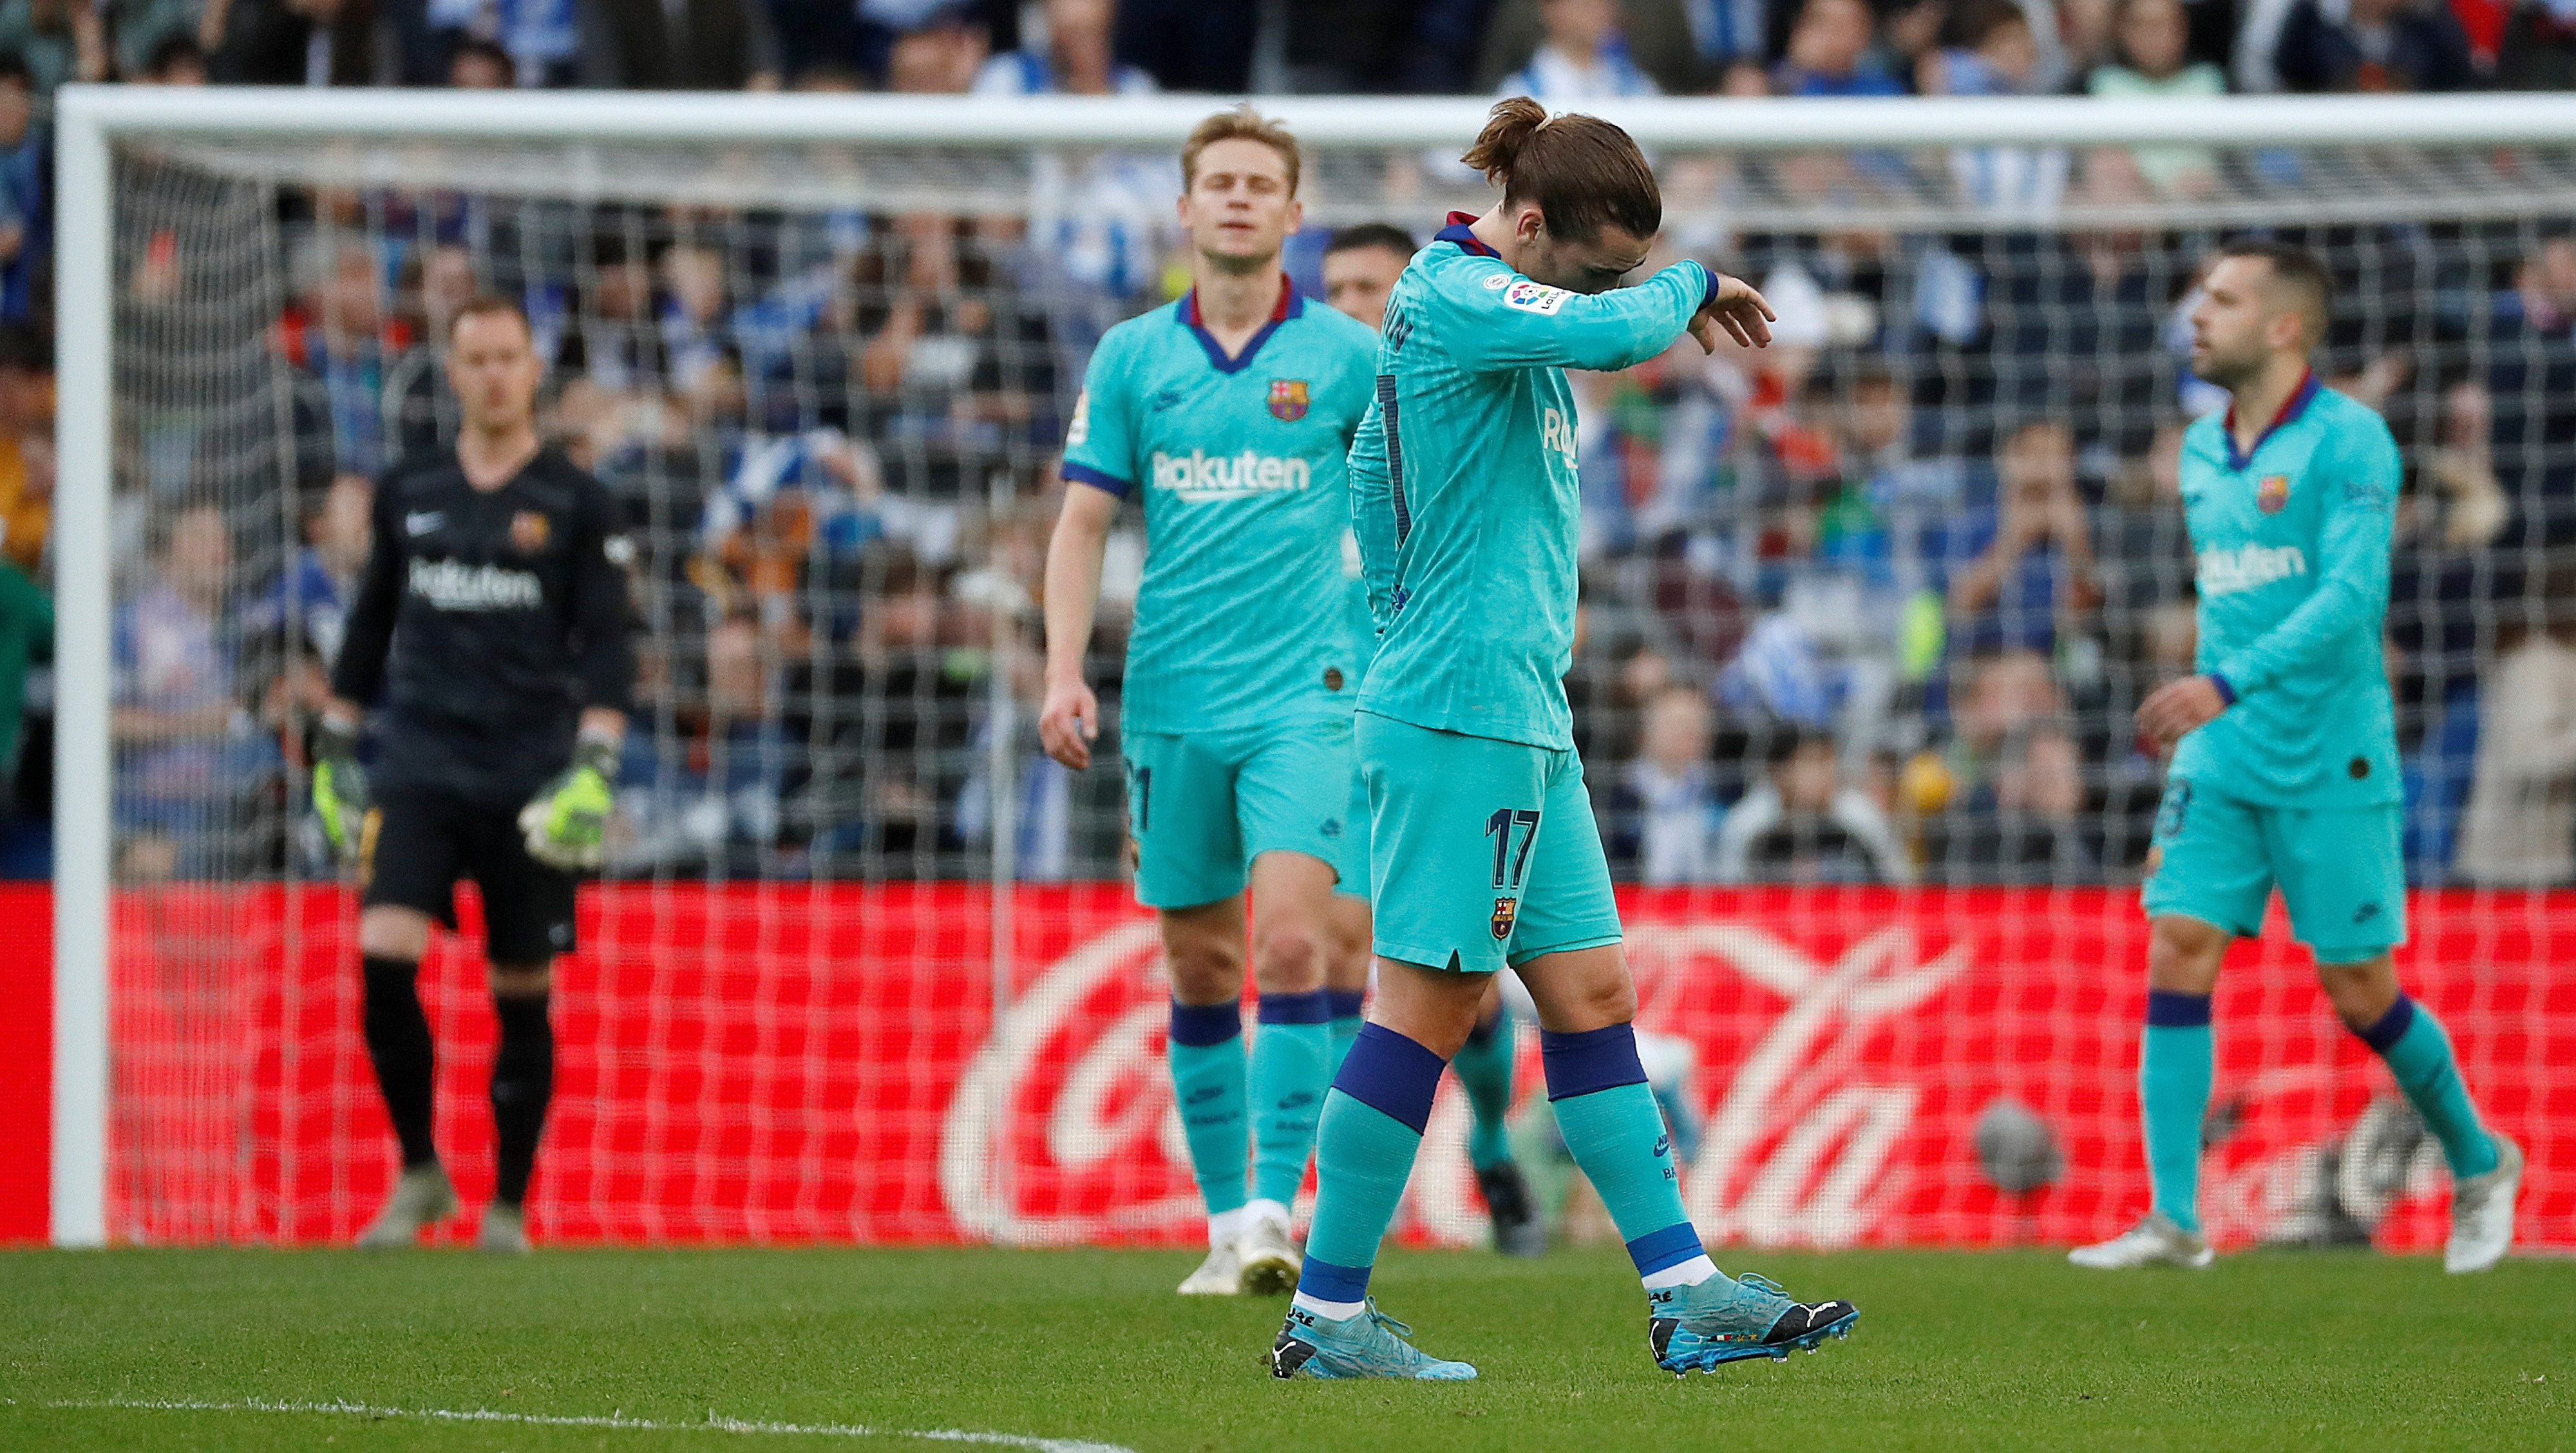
[361,788,578,964]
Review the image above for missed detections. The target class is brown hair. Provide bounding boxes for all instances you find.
[1459,96,1660,245]
[446,290,531,341]
[1182,103,1302,196]
[2217,238,2333,347]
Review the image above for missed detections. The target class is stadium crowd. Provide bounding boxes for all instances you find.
[3,0,2575,891]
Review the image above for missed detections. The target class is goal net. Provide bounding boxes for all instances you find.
[50,90,2576,1252]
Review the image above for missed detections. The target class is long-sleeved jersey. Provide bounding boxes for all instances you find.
[2170,375,2403,808]
[1349,214,1714,750]
[332,446,636,806]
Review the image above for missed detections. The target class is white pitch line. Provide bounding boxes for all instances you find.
[36,1396,1137,1453]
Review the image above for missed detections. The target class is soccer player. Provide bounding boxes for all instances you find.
[1270,99,1859,1382]
[1039,106,1379,1298]
[1323,222,1544,1258]
[2074,240,2523,1273]
[312,294,634,1253]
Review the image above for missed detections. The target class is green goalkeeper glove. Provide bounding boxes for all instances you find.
[310,716,370,868]
[519,736,620,871]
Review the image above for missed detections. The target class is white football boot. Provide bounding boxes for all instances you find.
[2445,1135,2523,1273]
[356,1164,459,1248]
[2068,1211,2215,1269]
[1235,1208,1303,1296]
[1178,1239,1245,1295]
[477,1202,533,1253]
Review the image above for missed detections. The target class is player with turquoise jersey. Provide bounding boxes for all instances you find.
[1040,106,1379,1300]
[1272,99,1858,1383]
[2075,240,2521,1275]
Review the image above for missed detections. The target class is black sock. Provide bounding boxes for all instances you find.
[361,956,439,1170]
[489,993,554,1209]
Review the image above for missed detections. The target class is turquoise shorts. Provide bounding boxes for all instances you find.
[1123,715,1359,910]
[1333,754,1370,900]
[2140,779,2405,964]
[1358,711,1624,975]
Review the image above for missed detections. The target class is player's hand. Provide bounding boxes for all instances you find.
[2136,674,2229,750]
[519,738,620,872]
[1687,274,1776,354]
[1039,675,1099,770]
[310,716,370,867]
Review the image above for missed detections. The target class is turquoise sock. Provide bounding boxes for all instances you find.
[2358,995,2498,1179]
[1452,1011,1517,1171]
[1327,989,1365,1077]
[1168,1000,1247,1217]
[2141,991,2214,1235]
[1251,991,1331,1207]
[1540,1025,1712,1281]
[1298,1025,1446,1304]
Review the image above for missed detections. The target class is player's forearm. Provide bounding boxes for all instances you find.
[1463,262,1711,374]
[1041,507,1110,688]
[2213,575,2380,697]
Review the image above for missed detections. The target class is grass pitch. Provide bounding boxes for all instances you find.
[1,1244,2567,1452]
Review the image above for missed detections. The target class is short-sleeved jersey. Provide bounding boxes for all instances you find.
[2170,376,2403,808]
[1349,214,1713,750]
[332,447,636,807]
[1061,279,1378,736]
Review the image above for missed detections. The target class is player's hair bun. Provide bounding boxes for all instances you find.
[1456,96,1662,245]
[1462,95,1549,187]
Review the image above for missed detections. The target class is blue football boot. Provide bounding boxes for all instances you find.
[1650,1273,1858,1374]
[1271,1300,1478,1381]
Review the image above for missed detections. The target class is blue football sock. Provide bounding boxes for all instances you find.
[2356,995,2499,1179]
[1542,1025,1718,1287]
[1296,1024,1444,1315]
[1327,989,1365,1077]
[1168,1000,1247,1219]
[1251,990,1331,1208]
[1452,1009,1517,1171]
[2141,990,2213,1235]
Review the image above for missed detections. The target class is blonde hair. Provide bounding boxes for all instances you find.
[1182,103,1302,196]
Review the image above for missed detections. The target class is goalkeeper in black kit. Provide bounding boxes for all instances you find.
[312,294,635,1251]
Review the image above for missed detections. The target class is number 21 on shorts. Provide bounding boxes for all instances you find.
[1486,807,1539,941]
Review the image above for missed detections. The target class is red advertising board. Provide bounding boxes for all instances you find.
[3,884,2568,1251]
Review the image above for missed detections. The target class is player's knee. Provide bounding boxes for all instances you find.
[1251,920,1325,994]
[1162,935,1244,1005]
[489,962,553,1000]
[359,907,433,962]
[1535,971,1635,1034]
[2315,954,2398,1029]
[2146,915,2227,993]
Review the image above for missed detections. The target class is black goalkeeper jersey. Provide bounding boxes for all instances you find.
[331,445,636,807]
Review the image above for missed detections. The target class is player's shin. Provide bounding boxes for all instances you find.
[1168,1000,1251,1233]
[1540,1025,1719,1290]
[2141,990,2215,1234]
[1452,1009,1517,1172]
[1294,1025,1444,1318]
[1327,989,1365,1076]
[361,956,439,1170]
[1249,990,1331,1213]
[2351,993,2499,1179]
[489,990,554,1209]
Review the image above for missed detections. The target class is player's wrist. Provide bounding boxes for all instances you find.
[2202,673,2237,707]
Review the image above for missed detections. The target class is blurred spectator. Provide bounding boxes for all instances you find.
[0,553,43,805]
[1481,0,1707,93]
[205,0,381,86]
[1944,647,2068,793]
[2238,0,2479,91]
[1602,684,1724,884]
[384,242,476,455]
[1495,0,1663,97]
[1713,728,1914,884]
[414,0,578,88]
[113,502,258,881]
[803,546,973,869]
[0,322,49,572]
[1321,223,1413,332]
[1775,0,1906,94]
[445,33,513,86]
[693,426,884,643]
[1111,0,1251,91]
[135,32,211,82]
[245,471,370,679]
[590,0,779,90]
[1925,722,2099,881]
[0,0,107,95]
[974,0,1152,93]
[2405,380,2510,552]
[2454,580,2576,885]
[1944,419,2102,656]
[2087,0,2226,196]
[281,236,392,477]
[0,56,45,325]
[612,616,801,876]
[2496,0,2576,88]
[1923,0,2070,210]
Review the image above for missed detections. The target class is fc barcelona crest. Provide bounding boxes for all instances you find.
[510,510,551,553]
[2257,475,2290,515]
[1268,379,1311,422]
[1490,897,1519,941]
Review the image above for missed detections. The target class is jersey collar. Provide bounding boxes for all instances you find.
[1435,211,1499,257]
[2221,368,2320,471]
[1177,273,1302,374]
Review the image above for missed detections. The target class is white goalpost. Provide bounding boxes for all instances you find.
[48,86,2576,1249]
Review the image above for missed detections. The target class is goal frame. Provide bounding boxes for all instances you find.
[47,83,2576,1246]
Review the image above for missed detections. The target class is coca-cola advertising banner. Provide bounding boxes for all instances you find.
[3,884,2568,1249]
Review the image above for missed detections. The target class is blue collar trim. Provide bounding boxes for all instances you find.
[1177,275,1302,374]
[1435,211,1498,257]
[2223,370,2320,471]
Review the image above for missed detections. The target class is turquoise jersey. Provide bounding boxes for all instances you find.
[1062,280,1379,735]
[2170,375,2403,808]
[1349,215,1713,750]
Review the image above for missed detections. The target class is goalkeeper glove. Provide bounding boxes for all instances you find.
[519,735,620,872]
[310,715,370,868]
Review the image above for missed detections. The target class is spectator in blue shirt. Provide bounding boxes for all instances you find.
[1776,0,1907,95]
[0,58,43,327]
